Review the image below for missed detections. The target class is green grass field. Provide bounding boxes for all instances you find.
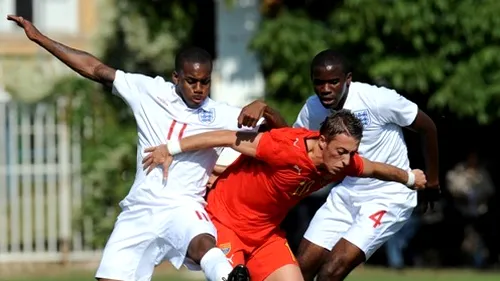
[2,266,500,281]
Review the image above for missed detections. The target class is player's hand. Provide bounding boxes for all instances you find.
[7,15,42,41]
[410,169,427,190]
[238,100,267,128]
[142,145,173,180]
[416,181,441,213]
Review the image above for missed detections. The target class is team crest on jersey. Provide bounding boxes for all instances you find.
[198,108,216,124]
[353,109,371,126]
[219,243,231,255]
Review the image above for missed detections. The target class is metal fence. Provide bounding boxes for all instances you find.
[0,99,100,263]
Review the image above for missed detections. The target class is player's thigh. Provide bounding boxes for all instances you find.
[303,187,354,251]
[296,238,329,281]
[96,206,160,281]
[156,201,218,270]
[344,192,416,260]
[264,264,304,281]
[212,219,246,267]
[247,233,298,281]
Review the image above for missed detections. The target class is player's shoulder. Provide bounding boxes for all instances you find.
[207,99,238,110]
[266,127,317,142]
[303,95,325,111]
[299,95,329,119]
[348,82,401,114]
[263,128,318,166]
[304,94,322,105]
[350,81,398,101]
[115,69,174,89]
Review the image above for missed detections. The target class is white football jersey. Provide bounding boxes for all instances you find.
[294,82,418,193]
[112,70,257,207]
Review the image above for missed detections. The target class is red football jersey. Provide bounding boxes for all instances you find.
[206,127,364,245]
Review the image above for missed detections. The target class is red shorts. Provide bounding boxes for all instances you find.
[213,218,297,281]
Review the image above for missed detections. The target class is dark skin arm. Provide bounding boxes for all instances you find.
[406,110,439,187]
[238,100,288,129]
[262,104,289,128]
[7,15,116,86]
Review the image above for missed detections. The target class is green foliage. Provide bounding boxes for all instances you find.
[251,0,500,123]
[42,77,137,244]
[250,11,330,122]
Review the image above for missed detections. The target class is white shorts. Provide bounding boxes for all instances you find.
[95,201,217,281]
[303,184,417,260]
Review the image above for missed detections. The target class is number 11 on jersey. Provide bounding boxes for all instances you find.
[167,120,187,140]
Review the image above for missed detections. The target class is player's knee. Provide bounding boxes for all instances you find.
[187,233,217,263]
[297,258,316,281]
[317,255,348,281]
[296,253,316,279]
[296,239,327,281]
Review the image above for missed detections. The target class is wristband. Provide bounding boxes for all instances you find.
[406,171,415,187]
[167,140,182,156]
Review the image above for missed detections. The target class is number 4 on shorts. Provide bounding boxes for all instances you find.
[368,210,387,228]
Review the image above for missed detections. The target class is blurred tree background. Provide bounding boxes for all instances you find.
[23,0,500,246]
[251,0,500,123]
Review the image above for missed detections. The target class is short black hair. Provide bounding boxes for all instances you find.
[319,109,363,142]
[174,47,213,72]
[310,49,351,76]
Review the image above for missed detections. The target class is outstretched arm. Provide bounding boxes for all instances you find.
[142,130,262,176]
[7,15,115,86]
[177,130,262,158]
[360,158,427,190]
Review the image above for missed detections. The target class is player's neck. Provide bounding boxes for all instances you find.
[331,92,349,111]
[306,139,323,167]
[175,88,203,109]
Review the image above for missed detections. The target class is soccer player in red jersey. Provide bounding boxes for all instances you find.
[142,109,427,281]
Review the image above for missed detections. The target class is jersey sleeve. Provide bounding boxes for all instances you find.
[376,88,419,127]
[221,104,263,132]
[112,70,155,111]
[255,128,293,166]
[345,153,364,177]
[293,102,310,128]
[293,96,327,130]
[216,148,241,166]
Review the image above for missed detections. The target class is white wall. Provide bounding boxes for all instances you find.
[0,0,79,34]
[34,0,79,34]
[0,0,15,32]
[212,0,265,107]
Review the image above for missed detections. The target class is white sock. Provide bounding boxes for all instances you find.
[200,247,234,281]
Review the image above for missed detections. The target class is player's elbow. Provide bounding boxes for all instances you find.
[359,158,375,178]
[88,63,115,85]
[410,110,437,135]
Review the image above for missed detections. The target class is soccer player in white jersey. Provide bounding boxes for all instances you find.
[7,15,288,281]
[293,49,440,281]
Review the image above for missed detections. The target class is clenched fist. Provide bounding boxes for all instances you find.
[410,169,427,190]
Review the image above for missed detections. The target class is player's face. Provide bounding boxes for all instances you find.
[319,133,359,175]
[311,65,352,109]
[172,62,212,108]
